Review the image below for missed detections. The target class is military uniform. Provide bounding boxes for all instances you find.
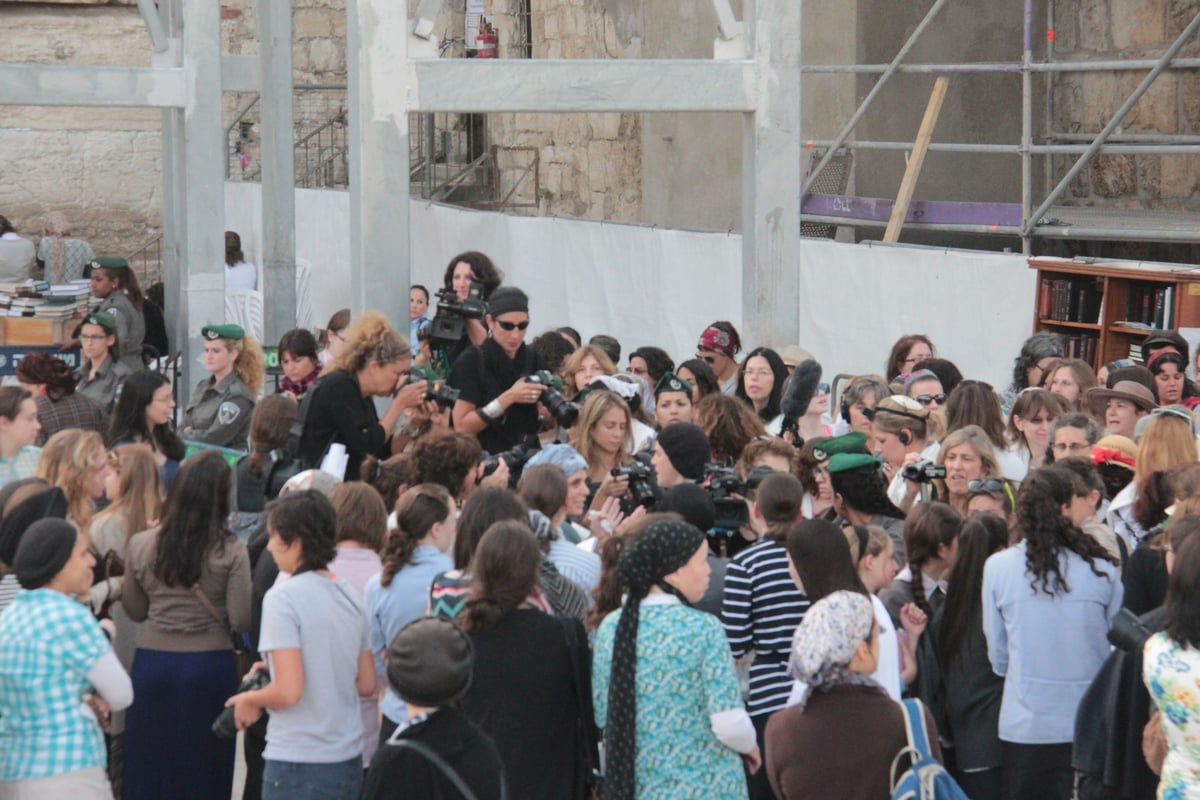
[181,371,255,449]
[75,354,132,419]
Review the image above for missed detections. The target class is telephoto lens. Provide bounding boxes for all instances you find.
[211,668,271,739]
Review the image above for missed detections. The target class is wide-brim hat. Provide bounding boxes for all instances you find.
[1086,380,1157,418]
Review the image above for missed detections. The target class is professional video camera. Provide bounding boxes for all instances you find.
[526,370,580,427]
[704,465,751,529]
[902,461,946,483]
[480,439,542,488]
[611,462,657,509]
[425,279,487,345]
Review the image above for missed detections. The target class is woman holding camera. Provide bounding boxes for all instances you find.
[297,312,427,481]
[449,287,550,456]
[571,389,636,513]
[424,251,503,375]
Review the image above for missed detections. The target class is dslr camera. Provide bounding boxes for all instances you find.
[212,668,270,739]
[612,462,657,509]
[481,439,541,488]
[406,372,460,410]
[426,279,488,346]
[902,461,947,483]
[704,465,751,530]
[526,370,580,427]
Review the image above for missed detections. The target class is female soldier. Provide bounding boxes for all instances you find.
[181,324,264,449]
[75,311,132,418]
[88,256,146,370]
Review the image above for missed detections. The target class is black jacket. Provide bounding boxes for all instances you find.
[364,707,505,800]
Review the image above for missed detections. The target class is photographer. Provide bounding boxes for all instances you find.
[449,287,548,456]
[425,252,503,374]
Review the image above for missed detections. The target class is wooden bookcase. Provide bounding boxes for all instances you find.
[1029,257,1200,370]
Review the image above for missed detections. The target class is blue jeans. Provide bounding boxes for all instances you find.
[262,757,362,800]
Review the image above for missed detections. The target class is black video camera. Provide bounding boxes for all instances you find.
[612,462,657,509]
[526,370,579,427]
[481,439,541,488]
[406,372,460,409]
[902,461,946,483]
[704,465,751,530]
[212,668,270,739]
[426,280,487,346]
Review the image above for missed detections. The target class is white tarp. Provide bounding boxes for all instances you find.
[225,182,1035,388]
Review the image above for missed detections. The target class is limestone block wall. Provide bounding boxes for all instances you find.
[1051,0,1200,208]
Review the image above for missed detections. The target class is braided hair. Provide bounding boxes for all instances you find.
[902,502,962,616]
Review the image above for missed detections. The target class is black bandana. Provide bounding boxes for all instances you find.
[606,519,706,800]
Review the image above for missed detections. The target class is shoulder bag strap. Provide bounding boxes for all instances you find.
[191,583,230,632]
[899,697,933,761]
[389,738,483,800]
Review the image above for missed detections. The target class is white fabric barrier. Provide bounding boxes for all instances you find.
[225,182,1035,388]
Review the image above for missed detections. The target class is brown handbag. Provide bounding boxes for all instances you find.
[1143,710,1168,776]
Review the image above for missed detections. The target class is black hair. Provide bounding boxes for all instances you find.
[936,513,1007,669]
[677,358,719,399]
[784,518,867,602]
[1016,465,1117,596]
[411,284,430,303]
[530,331,576,376]
[1166,532,1200,649]
[735,347,790,424]
[153,451,232,587]
[108,370,186,461]
[629,346,674,386]
[453,486,527,570]
[829,463,905,521]
[912,357,964,397]
[442,251,502,299]
[225,231,244,267]
[589,334,621,366]
[278,328,320,362]
[266,490,338,573]
[1011,332,1067,392]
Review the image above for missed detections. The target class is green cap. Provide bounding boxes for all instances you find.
[202,323,246,341]
[654,371,693,397]
[90,256,130,270]
[810,431,869,463]
[826,452,881,474]
[82,311,118,333]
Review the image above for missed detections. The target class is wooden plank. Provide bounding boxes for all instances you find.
[884,77,949,243]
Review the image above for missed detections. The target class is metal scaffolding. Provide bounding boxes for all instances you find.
[799,0,1200,252]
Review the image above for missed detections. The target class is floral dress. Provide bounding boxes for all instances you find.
[593,597,748,800]
[1144,631,1200,799]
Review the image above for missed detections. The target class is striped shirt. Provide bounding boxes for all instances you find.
[722,538,810,718]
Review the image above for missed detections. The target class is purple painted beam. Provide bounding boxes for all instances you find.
[801,193,1024,227]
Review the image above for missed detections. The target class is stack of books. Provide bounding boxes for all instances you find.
[37,282,93,319]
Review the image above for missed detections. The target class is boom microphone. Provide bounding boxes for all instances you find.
[779,359,822,443]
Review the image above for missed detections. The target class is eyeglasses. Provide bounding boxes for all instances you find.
[967,478,1007,493]
[495,320,530,332]
[696,353,717,365]
[915,393,946,407]
[744,369,774,379]
[817,382,830,394]
[1051,442,1091,453]
[628,365,648,376]
[79,334,109,342]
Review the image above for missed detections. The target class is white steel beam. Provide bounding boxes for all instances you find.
[408,59,758,112]
[0,64,186,108]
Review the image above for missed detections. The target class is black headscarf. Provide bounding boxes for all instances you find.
[13,518,78,590]
[0,487,69,566]
[606,519,706,800]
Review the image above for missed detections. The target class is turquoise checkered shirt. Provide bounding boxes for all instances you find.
[0,588,112,779]
[0,445,42,490]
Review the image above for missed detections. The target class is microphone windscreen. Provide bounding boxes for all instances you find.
[780,359,822,420]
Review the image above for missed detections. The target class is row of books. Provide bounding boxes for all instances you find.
[1038,278,1104,324]
[1125,284,1176,329]
[1063,333,1098,366]
[0,280,94,319]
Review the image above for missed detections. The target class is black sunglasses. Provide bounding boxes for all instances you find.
[915,393,946,407]
[967,478,1007,493]
[695,353,717,365]
[495,320,530,331]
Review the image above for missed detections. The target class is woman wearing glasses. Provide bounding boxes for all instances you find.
[1005,388,1065,477]
[75,311,132,419]
[695,322,742,396]
[1047,412,1100,464]
[735,347,790,435]
[903,370,946,413]
[885,334,936,385]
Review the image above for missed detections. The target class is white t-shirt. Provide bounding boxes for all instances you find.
[225,260,258,290]
[259,571,370,763]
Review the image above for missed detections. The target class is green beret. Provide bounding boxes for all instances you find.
[826,452,881,474]
[82,312,118,333]
[811,431,869,464]
[90,256,130,270]
[201,323,245,341]
[655,371,693,397]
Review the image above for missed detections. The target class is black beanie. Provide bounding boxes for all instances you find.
[656,423,712,481]
[0,487,70,566]
[659,483,716,533]
[486,287,529,318]
[13,518,79,590]
[386,617,474,707]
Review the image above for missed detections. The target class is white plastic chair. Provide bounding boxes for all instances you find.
[295,258,314,332]
[225,288,265,342]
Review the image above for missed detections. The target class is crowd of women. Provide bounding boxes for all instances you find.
[5,248,1200,800]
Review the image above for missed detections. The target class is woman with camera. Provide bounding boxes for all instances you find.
[297,312,427,481]
[448,286,550,456]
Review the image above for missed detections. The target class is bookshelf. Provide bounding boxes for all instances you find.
[1029,257,1200,370]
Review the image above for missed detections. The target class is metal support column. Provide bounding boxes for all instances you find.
[178,0,227,398]
[347,0,411,323]
[743,0,802,348]
[259,0,297,342]
[1020,0,1033,254]
[1023,12,1200,236]
[158,0,185,366]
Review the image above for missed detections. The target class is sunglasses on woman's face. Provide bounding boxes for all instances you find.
[696,353,717,365]
[915,393,946,407]
[817,383,830,394]
[967,478,1006,493]
[495,320,529,332]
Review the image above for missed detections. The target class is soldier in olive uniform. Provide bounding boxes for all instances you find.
[75,310,132,420]
[181,324,264,450]
[89,256,147,371]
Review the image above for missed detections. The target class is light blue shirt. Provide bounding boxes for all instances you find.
[982,541,1122,744]
[409,315,429,357]
[0,445,42,490]
[364,544,453,723]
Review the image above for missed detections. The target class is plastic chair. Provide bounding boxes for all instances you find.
[225,288,265,342]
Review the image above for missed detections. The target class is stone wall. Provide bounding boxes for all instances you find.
[1051,0,1200,208]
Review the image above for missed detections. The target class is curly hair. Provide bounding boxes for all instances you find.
[208,332,266,396]
[363,453,418,511]
[530,331,576,377]
[628,346,674,386]
[1016,465,1117,596]
[1011,332,1067,392]
[380,483,453,587]
[442,251,503,299]
[694,393,765,466]
[35,429,106,527]
[736,437,796,480]
[15,351,77,401]
[266,490,338,573]
[335,311,409,374]
[457,520,540,632]
[411,431,483,501]
[902,502,962,616]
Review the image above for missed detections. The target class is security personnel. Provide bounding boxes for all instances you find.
[181,323,263,450]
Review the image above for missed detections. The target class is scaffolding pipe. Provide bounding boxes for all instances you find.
[1047,132,1200,143]
[799,0,950,197]
[801,57,1200,74]
[803,139,1200,155]
[800,216,1200,242]
[1023,11,1200,236]
[1021,0,1033,254]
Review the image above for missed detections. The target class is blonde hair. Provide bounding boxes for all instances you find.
[1135,413,1197,485]
[335,311,409,374]
[935,425,1001,499]
[870,395,938,446]
[564,345,616,388]
[843,523,891,563]
[570,390,633,470]
[212,334,266,395]
[36,429,106,527]
[92,444,162,541]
